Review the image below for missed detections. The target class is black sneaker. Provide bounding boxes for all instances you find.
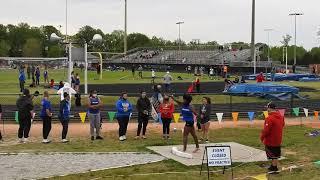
[268,166,279,174]
[91,136,94,141]
[96,136,103,140]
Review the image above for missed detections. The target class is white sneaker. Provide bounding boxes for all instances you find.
[61,139,69,143]
[18,138,23,143]
[23,138,28,143]
[119,136,124,141]
[42,139,51,144]
[123,135,127,140]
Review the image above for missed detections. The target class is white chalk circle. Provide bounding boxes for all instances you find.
[171,147,193,159]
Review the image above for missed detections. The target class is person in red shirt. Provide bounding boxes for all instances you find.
[260,102,285,173]
[256,72,265,83]
[159,94,174,139]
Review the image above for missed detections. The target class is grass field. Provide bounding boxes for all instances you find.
[1,124,319,179]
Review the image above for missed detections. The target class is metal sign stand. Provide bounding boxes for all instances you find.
[200,145,234,179]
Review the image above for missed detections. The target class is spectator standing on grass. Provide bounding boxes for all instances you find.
[16,89,34,143]
[116,92,132,141]
[163,71,173,93]
[27,65,31,79]
[87,90,103,141]
[59,92,71,143]
[35,67,40,86]
[40,91,52,144]
[44,68,49,84]
[159,94,174,140]
[131,65,136,79]
[75,73,80,92]
[18,69,26,93]
[256,72,265,83]
[135,91,151,139]
[199,97,211,143]
[71,71,75,89]
[172,94,200,153]
[31,65,35,80]
[260,102,285,174]
[151,69,156,84]
[138,65,143,78]
[209,67,214,80]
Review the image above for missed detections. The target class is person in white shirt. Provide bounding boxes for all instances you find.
[57,82,76,101]
[209,67,214,80]
[163,71,173,92]
[151,69,156,84]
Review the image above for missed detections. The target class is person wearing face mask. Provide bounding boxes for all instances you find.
[135,91,151,139]
[88,90,103,141]
[16,89,34,143]
[116,92,132,141]
[159,94,174,139]
[59,92,71,143]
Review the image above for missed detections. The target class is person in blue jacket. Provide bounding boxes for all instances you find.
[18,69,26,92]
[59,92,70,143]
[116,92,132,141]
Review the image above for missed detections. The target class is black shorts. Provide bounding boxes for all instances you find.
[265,146,281,159]
[200,118,210,125]
[185,121,194,127]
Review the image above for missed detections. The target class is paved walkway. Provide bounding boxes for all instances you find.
[0,152,165,180]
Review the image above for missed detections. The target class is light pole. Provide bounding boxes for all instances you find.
[251,0,256,74]
[124,0,127,54]
[176,21,184,51]
[65,0,68,41]
[289,12,303,68]
[264,29,273,62]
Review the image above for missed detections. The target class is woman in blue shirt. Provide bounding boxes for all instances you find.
[87,90,103,141]
[172,94,200,153]
[40,91,52,143]
[116,92,132,141]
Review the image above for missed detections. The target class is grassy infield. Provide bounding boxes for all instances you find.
[0,69,320,179]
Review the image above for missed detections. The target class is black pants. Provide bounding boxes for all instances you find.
[19,81,25,93]
[139,72,142,78]
[137,115,149,136]
[162,118,172,135]
[196,84,200,93]
[197,121,201,130]
[36,77,40,85]
[18,117,31,138]
[117,116,130,137]
[42,116,52,139]
[60,118,69,139]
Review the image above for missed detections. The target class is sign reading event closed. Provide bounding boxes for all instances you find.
[206,146,232,167]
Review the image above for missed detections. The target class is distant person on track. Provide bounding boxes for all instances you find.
[256,72,265,83]
[136,91,151,139]
[18,69,26,93]
[88,90,103,141]
[163,71,173,93]
[172,94,200,153]
[160,94,174,140]
[16,89,34,143]
[116,92,132,141]
[199,97,211,143]
[59,92,71,143]
[35,67,40,86]
[260,102,285,174]
[40,91,53,144]
[195,78,200,93]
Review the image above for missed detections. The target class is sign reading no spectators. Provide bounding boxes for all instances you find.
[206,146,232,167]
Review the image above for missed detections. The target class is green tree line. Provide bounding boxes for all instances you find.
[0,23,319,65]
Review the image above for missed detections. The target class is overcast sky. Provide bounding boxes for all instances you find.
[1,0,319,49]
